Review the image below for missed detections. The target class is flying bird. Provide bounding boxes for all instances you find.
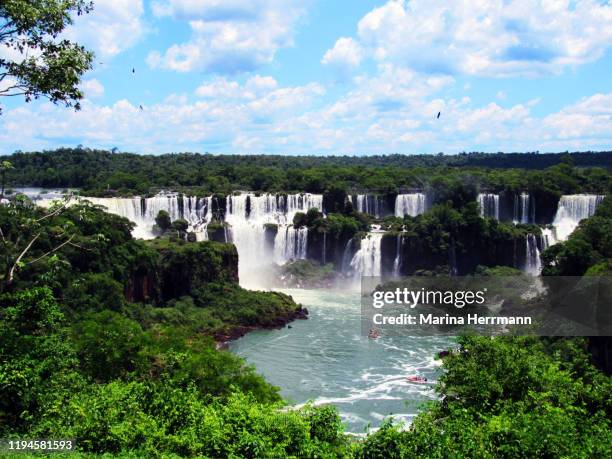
[139,104,144,110]
[437,111,441,119]
[132,68,135,74]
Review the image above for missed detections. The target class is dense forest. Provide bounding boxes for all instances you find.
[3,148,612,197]
[1,151,611,456]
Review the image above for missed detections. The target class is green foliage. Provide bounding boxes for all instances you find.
[171,218,188,233]
[542,195,612,275]
[71,311,145,382]
[41,388,348,458]
[0,1,94,114]
[276,259,335,288]
[3,148,611,195]
[0,287,81,434]
[358,336,612,458]
[155,210,171,232]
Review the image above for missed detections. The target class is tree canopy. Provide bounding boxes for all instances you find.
[0,0,94,114]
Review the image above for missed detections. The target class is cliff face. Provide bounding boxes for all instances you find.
[125,240,239,303]
[379,228,528,276]
[307,229,354,269]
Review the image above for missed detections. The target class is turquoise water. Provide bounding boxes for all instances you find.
[229,289,454,434]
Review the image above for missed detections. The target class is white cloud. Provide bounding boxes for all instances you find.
[543,93,612,141]
[322,37,363,71]
[148,0,306,73]
[65,0,146,58]
[80,79,105,99]
[326,0,612,77]
[0,78,325,153]
[195,75,279,99]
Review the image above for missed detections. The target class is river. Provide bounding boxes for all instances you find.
[229,288,455,434]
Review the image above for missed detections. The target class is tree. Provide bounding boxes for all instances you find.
[155,210,171,232]
[0,195,88,290]
[0,160,13,200]
[0,1,94,114]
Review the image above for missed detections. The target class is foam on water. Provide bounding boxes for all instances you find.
[229,288,454,433]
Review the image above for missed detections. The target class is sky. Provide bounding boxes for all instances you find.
[1,0,611,155]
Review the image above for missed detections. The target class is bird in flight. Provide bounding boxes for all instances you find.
[437,112,441,119]
[139,104,144,110]
[132,68,135,74]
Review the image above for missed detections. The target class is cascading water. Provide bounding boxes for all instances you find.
[524,233,541,275]
[274,226,308,264]
[341,239,354,272]
[477,193,500,219]
[394,193,426,217]
[39,193,214,239]
[350,233,383,277]
[392,234,403,277]
[551,194,604,242]
[513,192,533,224]
[225,193,323,286]
[541,228,555,248]
[353,194,381,217]
[40,191,323,286]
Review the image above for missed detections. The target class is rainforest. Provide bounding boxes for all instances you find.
[1,148,611,458]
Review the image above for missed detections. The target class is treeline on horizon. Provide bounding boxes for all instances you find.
[3,148,612,197]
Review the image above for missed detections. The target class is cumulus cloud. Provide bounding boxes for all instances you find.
[543,93,612,142]
[0,78,325,153]
[148,0,306,73]
[322,37,363,72]
[65,0,146,58]
[324,0,612,77]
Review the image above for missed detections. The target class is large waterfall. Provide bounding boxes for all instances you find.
[39,191,323,287]
[551,194,604,242]
[478,193,500,219]
[350,233,383,277]
[39,193,213,240]
[225,193,323,285]
[395,193,426,217]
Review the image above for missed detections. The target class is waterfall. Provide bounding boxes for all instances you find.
[524,233,541,275]
[541,228,555,248]
[395,193,426,217]
[274,226,308,264]
[513,192,532,224]
[354,194,381,217]
[341,239,354,272]
[350,233,383,277]
[551,194,604,241]
[49,193,214,239]
[477,193,500,219]
[225,193,323,285]
[392,234,403,277]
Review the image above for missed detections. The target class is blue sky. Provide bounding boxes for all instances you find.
[1,0,611,155]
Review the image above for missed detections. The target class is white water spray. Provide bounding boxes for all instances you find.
[350,233,383,277]
[477,193,499,219]
[394,194,426,217]
[551,194,604,242]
